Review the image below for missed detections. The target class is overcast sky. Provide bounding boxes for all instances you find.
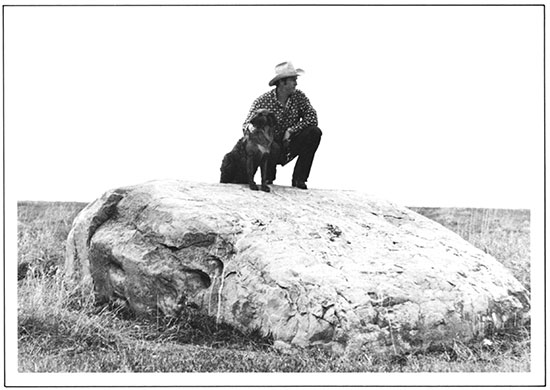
[4,4,544,208]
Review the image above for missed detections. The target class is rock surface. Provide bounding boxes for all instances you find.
[65,180,530,354]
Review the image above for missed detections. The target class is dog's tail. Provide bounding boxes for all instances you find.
[220,153,242,183]
[220,138,249,184]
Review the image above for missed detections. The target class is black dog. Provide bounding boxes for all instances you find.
[220,109,277,192]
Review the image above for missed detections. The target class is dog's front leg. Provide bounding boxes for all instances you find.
[260,156,271,192]
[247,154,259,191]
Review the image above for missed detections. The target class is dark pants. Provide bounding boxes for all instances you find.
[267,126,322,183]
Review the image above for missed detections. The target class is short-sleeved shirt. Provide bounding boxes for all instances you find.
[243,89,318,141]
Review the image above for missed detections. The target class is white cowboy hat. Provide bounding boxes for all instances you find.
[268,61,305,86]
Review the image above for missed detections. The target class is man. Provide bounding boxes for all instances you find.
[242,62,322,190]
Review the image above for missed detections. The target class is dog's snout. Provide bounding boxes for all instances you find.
[251,109,277,128]
[251,110,273,128]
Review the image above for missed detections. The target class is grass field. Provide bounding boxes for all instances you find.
[17,201,531,373]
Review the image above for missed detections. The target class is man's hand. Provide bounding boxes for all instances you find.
[283,128,293,148]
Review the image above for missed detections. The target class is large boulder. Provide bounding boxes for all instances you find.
[65,180,529,354]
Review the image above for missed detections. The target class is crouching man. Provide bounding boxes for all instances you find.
[242,61,322,190]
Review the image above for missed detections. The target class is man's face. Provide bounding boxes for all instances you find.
[280,77,298,94]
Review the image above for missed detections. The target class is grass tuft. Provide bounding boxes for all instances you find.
[410,207,530,291]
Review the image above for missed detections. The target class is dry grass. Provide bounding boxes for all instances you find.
[410,207,530,291]
[17,202,530,373]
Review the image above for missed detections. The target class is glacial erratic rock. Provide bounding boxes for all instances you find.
[65,180,530,354]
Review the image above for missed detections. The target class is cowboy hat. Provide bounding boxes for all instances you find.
[268,61,305,86]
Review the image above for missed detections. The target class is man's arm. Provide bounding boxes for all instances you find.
[287,91,318,136]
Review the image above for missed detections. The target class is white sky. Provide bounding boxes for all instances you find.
[4,4,544,208]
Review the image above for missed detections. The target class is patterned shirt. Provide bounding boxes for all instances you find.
[243,89,318,141]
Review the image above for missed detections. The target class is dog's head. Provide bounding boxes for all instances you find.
[250,109,277,129]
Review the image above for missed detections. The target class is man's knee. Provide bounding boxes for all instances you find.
[305,126,322,141]
[308,126,322,135]
[305,126,322,146]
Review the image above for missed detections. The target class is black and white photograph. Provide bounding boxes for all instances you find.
[4,1,545,387]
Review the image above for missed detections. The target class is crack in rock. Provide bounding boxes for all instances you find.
[87,190,127,245]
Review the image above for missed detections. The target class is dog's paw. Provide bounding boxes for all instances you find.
[260,185,271,193]
[249,183,259,191]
